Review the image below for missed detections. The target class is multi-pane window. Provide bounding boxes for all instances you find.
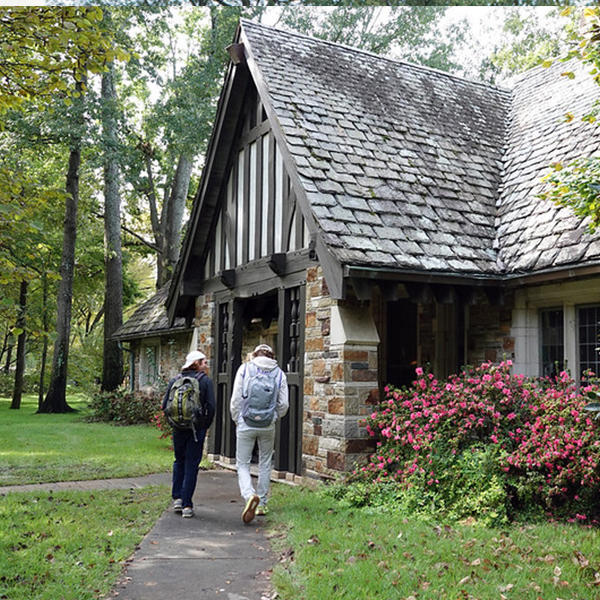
[140,344,159,386]
[540,308,564,378]
[578,305,600,377]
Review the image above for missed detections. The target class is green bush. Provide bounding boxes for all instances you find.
[0,371,40,397]
[88,386,160,425]
[340,362,600,525]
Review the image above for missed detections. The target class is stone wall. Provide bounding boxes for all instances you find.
[302,266,378,480]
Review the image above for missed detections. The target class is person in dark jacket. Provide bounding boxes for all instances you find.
[162,350,215,518]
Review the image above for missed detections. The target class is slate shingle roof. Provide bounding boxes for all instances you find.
[113,285,189,341]
[241,19,600,278]
[498,60,600,274]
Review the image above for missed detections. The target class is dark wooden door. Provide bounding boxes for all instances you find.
[210,298,242,459]
[274,285,305,475]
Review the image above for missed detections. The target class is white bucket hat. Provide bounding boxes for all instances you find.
[182,350,206,369]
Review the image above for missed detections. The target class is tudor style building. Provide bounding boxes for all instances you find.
[122,20,600,481]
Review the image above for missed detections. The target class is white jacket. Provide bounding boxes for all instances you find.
[230,356,289,430]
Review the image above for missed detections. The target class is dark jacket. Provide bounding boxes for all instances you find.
[162,369,216,429]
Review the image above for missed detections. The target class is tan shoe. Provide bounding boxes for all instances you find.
[256,505,268,516]
[242,495,259,524]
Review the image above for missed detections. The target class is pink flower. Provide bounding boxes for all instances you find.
[415,367,424,376]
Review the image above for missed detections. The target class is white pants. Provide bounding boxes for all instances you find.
[235,425,275,505]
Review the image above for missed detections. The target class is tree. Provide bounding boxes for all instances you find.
[0,7,109,110]
[101,56,125,392]
[10,281,27,410]
[477,7,570,84]
[275,6,467,74]
[120,7,242,287]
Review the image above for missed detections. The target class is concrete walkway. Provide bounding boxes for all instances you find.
[1,469,277,600]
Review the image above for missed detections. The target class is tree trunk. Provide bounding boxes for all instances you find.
[10,280,27,410]
[39,84,84,413]
[3,334,13,374]
[101,64,124,391]
[157,154,192,288]
[38,272,49,409]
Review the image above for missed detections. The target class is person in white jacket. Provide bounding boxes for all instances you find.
[230,343,289,523]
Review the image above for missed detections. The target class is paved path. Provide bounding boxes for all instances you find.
[1,469,277,600]
[0,472,171,494]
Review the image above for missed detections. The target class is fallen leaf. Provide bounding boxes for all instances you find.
[499,584,514,593]
[459,576,470,585]
[307,535,319,545]
[573,550,590,568]
[471,558,482,566]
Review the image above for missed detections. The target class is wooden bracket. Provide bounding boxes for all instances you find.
[267,252,286,276]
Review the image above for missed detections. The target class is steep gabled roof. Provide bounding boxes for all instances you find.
[241,19,510,276]
[114,285,190,342]
[498,59,600,274]
[168,19,600,321]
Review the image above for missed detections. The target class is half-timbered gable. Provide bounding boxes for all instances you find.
[203,80,310,286]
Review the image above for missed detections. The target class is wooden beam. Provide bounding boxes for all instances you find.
[432,284,457,305]
[267,252,286,275]
[350,278,372,301]
[226,43,246,65]
[484,286,505,306]
[220,269,236,289]
[405,282,434,304]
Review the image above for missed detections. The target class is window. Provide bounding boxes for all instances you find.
[140,344,159,386]
[540,308,564,378]
[578,305,600,377]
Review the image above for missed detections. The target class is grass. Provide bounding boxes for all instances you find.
[0,394,173,485]
[0,485,168,600]
[268,484,600,600]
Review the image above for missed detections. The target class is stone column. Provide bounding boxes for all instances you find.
[303,267,379,479]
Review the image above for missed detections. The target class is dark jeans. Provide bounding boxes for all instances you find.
[172,427,206,508]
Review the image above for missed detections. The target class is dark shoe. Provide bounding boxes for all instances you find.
[242,495,259,524]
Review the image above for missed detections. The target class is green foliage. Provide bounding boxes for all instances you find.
[0,371,39,397]
[0,486,167,600]
[541,156,600,230]
[0,6,128,112]
[88,386,160,425]
[345,363,600,525]
[276,6,467,73]
[538,8,600,223]
[483,7,567,82]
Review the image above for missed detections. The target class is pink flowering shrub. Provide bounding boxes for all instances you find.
[355,362,600,524]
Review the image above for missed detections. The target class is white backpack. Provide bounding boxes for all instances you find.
[241,363,283,427]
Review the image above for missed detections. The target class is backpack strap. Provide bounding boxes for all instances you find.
[241,363,254,399]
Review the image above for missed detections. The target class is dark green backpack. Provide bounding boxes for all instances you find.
[164,373,209,440]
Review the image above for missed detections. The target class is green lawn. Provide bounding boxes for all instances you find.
[269,484,600,600]
[0,486,168,600]
[0,394,172,485]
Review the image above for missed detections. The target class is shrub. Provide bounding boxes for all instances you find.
[346,362,600,524]
[0,371,40,397]
[151,410,172,439]
[88,387,160,425]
